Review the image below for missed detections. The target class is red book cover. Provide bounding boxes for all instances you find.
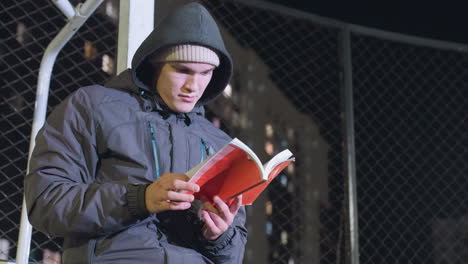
[185,138,294,206]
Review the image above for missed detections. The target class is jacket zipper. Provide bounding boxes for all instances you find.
[148,122,161,179]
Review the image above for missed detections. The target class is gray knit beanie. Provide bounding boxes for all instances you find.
[149,44,220,66]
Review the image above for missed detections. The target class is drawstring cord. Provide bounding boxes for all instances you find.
[148,122,161,179]
[140,90,203,177]
[148,121,207,179]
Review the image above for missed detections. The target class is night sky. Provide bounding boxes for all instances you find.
[265,1,468,45]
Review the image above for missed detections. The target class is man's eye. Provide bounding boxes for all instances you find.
[176,69,190,74]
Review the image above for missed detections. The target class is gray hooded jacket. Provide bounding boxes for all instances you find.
[25,3,247,263]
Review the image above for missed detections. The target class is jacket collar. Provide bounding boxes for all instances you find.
[152,96,204,126]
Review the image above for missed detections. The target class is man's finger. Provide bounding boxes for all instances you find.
[158,200,192,211]
[166,191,195,202]
[167,201,192,211]
[207,210,227,230]
[173,179,200,192]
[202,210,220,233]
[213,196,230,219]
[229,195,242,215]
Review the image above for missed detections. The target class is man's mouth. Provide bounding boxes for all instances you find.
[179,94,195,103]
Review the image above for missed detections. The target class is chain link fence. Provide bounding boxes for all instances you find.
[351,31,468,264]
[1,0,118,262]
[1,0,467,263]
[200,1,344,263]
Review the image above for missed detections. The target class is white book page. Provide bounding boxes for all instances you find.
[186,157,210,179]
[263,149,294,177]
[229,138,265,179]
[186,144,237,180]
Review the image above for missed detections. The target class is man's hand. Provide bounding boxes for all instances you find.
[201,195,242,240]
[145,173,200,213]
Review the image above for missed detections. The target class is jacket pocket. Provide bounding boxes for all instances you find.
[97,121,151,183]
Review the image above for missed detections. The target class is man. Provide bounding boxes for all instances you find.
[25,3,247,263]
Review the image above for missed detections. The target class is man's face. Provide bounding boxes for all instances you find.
[156,62,215,113]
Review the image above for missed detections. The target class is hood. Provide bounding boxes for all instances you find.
[104,70,206,119]
[130,2,232,106]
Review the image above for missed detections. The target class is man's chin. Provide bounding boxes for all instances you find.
[172,104,195,113]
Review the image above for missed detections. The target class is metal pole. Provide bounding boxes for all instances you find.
[52,0,75,20]
[15,1,103,263]
[340,26,360,264]
[116,0,154,74]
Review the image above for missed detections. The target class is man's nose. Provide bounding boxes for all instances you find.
[183,75,199,92]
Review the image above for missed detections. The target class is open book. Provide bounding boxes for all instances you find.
[185,138,295,206]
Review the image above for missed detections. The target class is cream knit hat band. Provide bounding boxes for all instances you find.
[150,44,220,67]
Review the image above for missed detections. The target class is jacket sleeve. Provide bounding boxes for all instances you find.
[200,206,248,264]
[24,88,143,238]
